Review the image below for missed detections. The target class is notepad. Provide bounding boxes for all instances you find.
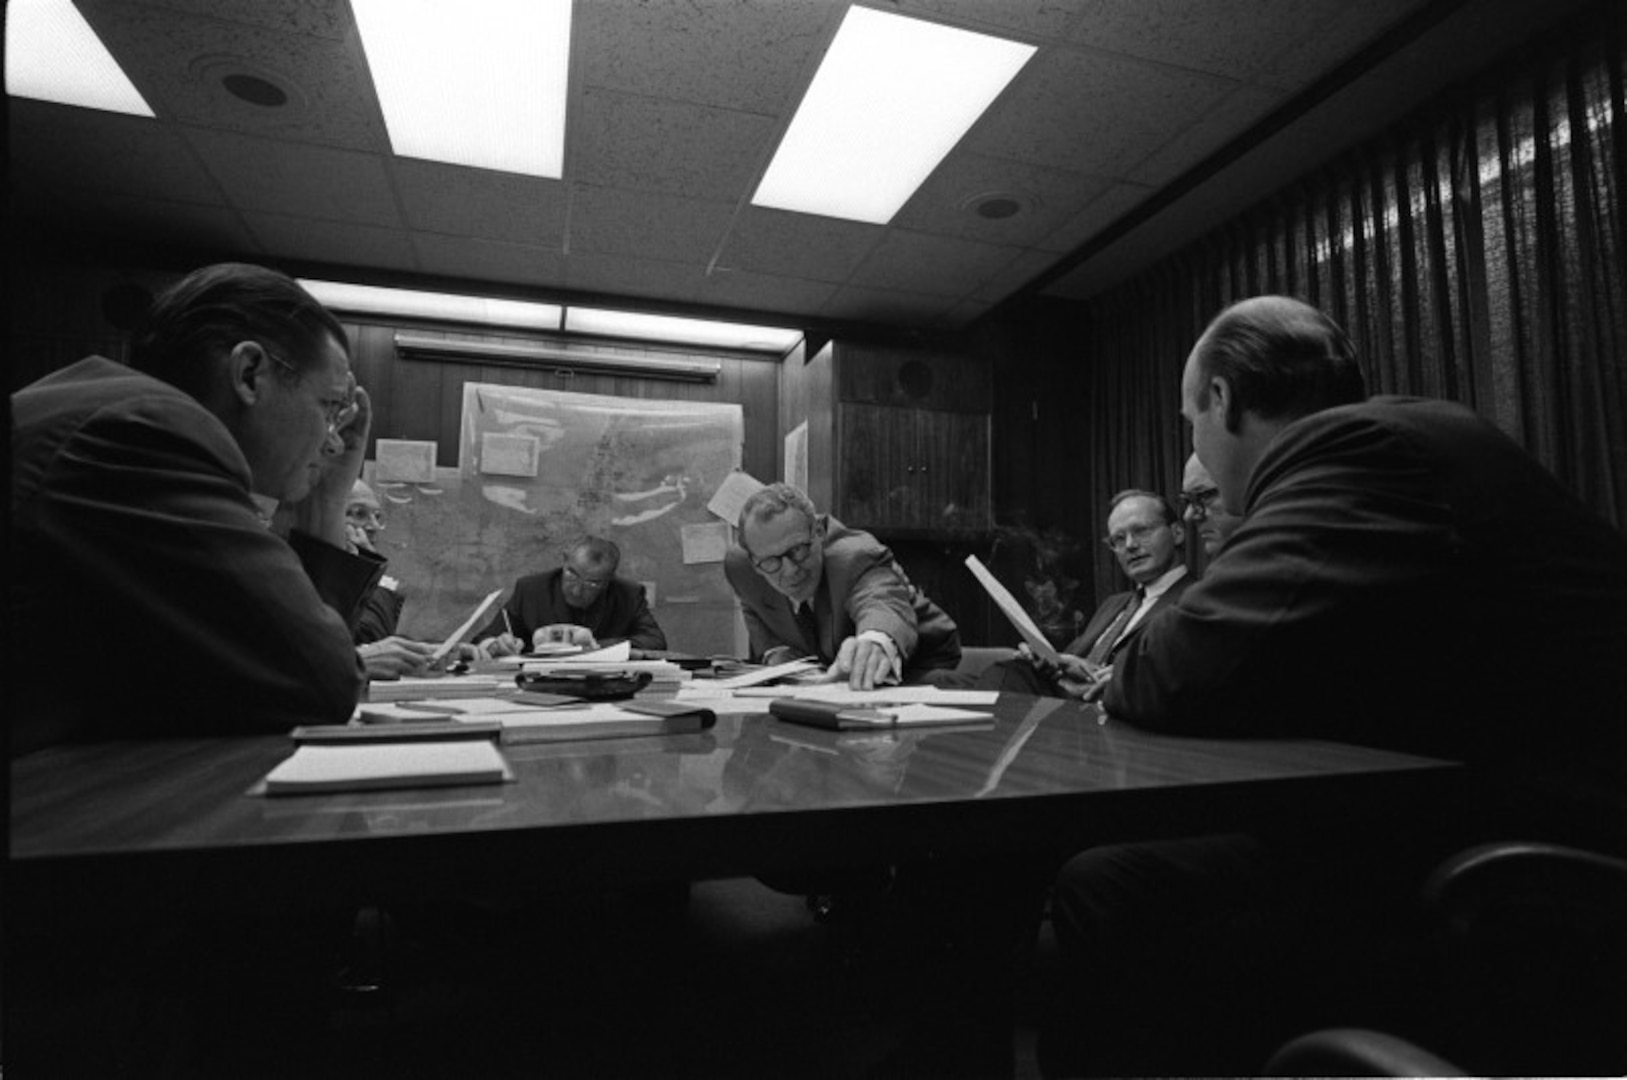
[487,701,716,744]
[769,698,992,731]
[257,741,512,795]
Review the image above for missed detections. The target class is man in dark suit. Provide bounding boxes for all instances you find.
[1041,295,1627,1077]
[476,535,667,654]
[979,489,1192,699]
[724,482,961,688]
[9,262,379,756]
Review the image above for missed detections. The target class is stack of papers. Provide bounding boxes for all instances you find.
[257,741,512,795]
[367,675,508,702]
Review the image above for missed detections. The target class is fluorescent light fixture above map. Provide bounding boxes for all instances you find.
[5,0,154,117]
[299,280,562,331]
[352,0,570,177]
[565,308,804,353]
[752,7,1034,225]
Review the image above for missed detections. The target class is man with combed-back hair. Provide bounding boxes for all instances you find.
[10,262,380,755]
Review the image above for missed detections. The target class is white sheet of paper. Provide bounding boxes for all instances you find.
[706,470,765,524]
[263,741,509,790]
[374,439,438,484]
[680,521,730,564]
[709,658,822,689]
[964,555,1062,664]
[432,588,505,662]
[733,685,999,705]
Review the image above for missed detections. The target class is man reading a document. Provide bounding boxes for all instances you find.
[725,483,961,689]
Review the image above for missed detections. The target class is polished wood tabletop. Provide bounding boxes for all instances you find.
[10,694,1460,907]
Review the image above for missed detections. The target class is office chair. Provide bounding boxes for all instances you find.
[1265,839,1627,1077]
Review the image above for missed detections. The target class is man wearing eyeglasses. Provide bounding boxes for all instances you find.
[1179,452,1241,559]
[980,489,1192,700]
[724,483,961,689]
[475,535,667,655]
[10,262,381,755]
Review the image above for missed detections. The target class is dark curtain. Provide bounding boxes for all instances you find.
[1080,4,1626,600]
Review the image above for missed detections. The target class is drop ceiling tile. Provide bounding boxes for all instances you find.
[114,0,352,39]
[392,159,567,247]
[690,269,837,319]
[568,186,735,264]
[7,101,225,204]
[412,234,568,289]
[576,0,840,112]
[1129,84,1286,186]
[571,89,780,200]
[243,212,417,272]
[80,0,386,150]
[715,207,884,283]
[1263,0,1430,86]
[188,130,401,225]
[972,249,1065,304]
[821,285,954,327]
[564,253,708,305]
[1046,181,1157,253]
[966,47,1236,177]
[849,231,1023,296]
[1063,0,1315,81]
[21,191,258,254]
[894,153,1114,249]
[935,298,995,330]
[890,0,1085,40]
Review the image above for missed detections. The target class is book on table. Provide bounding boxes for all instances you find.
[255,740,513,795]
[483,700,716,744]
[768,698,994,732]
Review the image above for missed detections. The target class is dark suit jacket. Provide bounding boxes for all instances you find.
[1106,396,1627,799]
[9,357,376,756]
[477,568,667,651]
[724,516,961,678]
[1064,569,1194,662]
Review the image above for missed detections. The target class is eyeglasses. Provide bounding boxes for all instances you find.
[749,539,815,574]
[562,565,611,592]
[1179,486,1222,520]
[1102,523,1164,552]
[263,345,355,434]
[346,506,385,527]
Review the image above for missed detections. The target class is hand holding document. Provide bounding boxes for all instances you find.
[964,556,1061,664]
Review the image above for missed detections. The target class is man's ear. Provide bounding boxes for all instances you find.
[227,341,272,408]
[1211,375,1243,434]
[1169,519,1186,548]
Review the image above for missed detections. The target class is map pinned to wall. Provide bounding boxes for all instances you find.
[375,383,745,658]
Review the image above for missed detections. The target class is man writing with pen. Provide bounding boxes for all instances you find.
[723,483,961,689]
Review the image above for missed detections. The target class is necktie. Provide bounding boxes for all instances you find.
[794,602,822,659]
[1084,589,1143,666]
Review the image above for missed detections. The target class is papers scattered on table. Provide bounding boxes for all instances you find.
[734,685,998,706]
[483,701,716,744]
[707,658,822,689]
[366,675,507,702]
[768,698,993,731]
[257,741,512,795]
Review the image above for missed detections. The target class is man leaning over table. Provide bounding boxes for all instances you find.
[474,534,667,656]
[9,262,381,756]
[724,482,962,689]
[1038,296,1627,1077]
[977,488,1191,701]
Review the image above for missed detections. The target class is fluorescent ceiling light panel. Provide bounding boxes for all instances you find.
[753,6,1034,224]
[352,0,570,177]
[566,308,803,353]
[299,280,562,331]
[5,0,154,117]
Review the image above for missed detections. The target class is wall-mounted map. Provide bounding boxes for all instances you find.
[374,382,745,657]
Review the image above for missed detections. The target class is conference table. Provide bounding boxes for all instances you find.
[10,693,1462,914]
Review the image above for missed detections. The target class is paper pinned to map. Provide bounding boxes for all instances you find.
[431,588,505,662]
[706,470,765,525]
[374,439,438,483]
[964,555,1061,664]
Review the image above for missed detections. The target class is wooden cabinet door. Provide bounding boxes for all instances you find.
[838,405,990,533]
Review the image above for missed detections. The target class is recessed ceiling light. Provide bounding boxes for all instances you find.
[298,280,562,331]
[352,0,571,178]
[4,0,155,117]
[566,308,804,353]
[222,73,287,108]
[753,7,1034,225]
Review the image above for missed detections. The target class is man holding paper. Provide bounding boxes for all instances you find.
[725,483,961,689]
[978,490,1191,699]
